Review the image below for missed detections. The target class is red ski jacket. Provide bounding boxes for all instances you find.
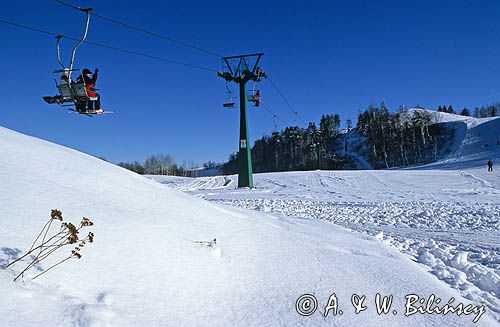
[78,70,98,97]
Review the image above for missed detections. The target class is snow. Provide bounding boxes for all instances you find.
[147,113,500,324]
[152,170,500,323]
[427,110,498,129]
[0,120,498,326]
[192,165,223,177]
[406,109,500,170]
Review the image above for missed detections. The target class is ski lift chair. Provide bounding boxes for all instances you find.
[222,80,236,108]
[247,90,261,107]
[44,68,98,106]
[223,102,236,108]
[42,9,113,116]
[271,115,280,137]
[70,77,99,104]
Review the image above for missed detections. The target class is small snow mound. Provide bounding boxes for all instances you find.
[374,231,384,241]
[210,246,222,258]
[478,271,500,295]
[418,251,437,266]
[451,252,469,269]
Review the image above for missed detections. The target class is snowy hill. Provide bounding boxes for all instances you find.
[1,127,498,326]
[339,109,499,170]
[407,109,500,170]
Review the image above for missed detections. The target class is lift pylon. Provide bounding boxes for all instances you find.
[218,53,266,188]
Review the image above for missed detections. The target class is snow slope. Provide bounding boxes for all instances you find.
[429,110,499,129]
[149,112,500,324]
[152,167,500,322]
[407,110,500,170]
[337,109,499,170]
[2,126,496,326]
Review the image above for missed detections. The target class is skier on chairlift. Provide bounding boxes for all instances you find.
[254,90,261,107]
[60,69,74,85]
[42,7,113,116]
[77,68,100,111]
[60,69,88,111]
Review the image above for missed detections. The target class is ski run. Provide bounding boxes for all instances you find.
[0,113,499,326]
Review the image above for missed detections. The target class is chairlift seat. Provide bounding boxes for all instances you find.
[57,83,74,100]
[247,90,261,107]
[223,102,236,108]
[71,83,89,98]
[54,82,98,105]
[71,83,98,101]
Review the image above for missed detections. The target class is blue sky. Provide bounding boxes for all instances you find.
[2,0,500,165]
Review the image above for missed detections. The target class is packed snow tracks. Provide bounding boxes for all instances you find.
[153,169,500,321]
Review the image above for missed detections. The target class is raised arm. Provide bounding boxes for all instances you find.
[92,68,99,84]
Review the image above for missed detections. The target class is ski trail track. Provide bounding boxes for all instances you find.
[151,169,500,321]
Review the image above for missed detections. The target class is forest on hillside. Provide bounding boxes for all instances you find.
[222,102,458,174]
[117,102,499,175]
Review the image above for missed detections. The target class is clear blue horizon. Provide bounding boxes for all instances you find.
[2,0,500,165]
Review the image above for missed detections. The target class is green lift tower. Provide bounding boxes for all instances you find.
[218,53,266,188]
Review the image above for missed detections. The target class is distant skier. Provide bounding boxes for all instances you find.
[77,68,100,111]
[487,159,493,172]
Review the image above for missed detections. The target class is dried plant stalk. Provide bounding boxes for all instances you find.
[7,209,94,281]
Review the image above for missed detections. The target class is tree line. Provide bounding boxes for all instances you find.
[117,102,497,176]
[117,154,200,177]
[356,103,450,168]
[221,102,456,174]
[437,103,499,118]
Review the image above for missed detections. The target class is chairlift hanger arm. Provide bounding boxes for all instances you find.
[55,35,65,70]
[68,8,92,75]
[53,1,93,75]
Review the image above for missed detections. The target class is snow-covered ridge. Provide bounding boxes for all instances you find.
[334,108,499,170]
[406,108,498,129]
[3,125,497,326]
[402,109,500,169]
